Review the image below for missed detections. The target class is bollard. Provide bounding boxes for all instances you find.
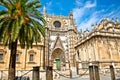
[46,66,53,80]
[110,65,115,80]
[32,66,40,80]
[94,65,100,80]
[70,69,72,78]
[76,61,79,75]
[89,66,95,80]
[68,61,70,69]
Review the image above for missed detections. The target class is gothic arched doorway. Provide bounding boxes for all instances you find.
[51,48,65,70]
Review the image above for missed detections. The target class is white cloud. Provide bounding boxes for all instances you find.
[75,0,83,6]
[73,0,97,21]
[73,0,120,32]
[78,12,99,31]
[73,7,85,23]
[73,0,97,31]
[107,7,120,18]
[45,1,52,11]
[84,0,96,8]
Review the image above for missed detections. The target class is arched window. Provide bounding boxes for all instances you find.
[0,49,6,62]
[16,50,22,63]
[0,54,3,61]
[28,50,36,62]
[29,54,34,61]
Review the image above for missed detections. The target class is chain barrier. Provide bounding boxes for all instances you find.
[15,69,33,80]
[20,69,33,77]
[79,69,89,77]
[70,69,89,79]
[53,70,71,79]
[53,68,89,79]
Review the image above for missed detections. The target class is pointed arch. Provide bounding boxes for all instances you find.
[51,48,65,62]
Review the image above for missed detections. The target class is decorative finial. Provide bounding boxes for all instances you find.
[91,24,94,27]
[91,24,94,31]
[43,6,47,15]
[69,11,73,19]
[86,28,89,32]
[106,16,109,21]
[79,29,82,33]
[111,18,114,22]
[116,17,119,23]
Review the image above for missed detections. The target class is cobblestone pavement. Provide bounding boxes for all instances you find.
[54,74,120,80]
[40,72,120,80]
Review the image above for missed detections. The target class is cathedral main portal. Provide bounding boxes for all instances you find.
[51,48,65,70]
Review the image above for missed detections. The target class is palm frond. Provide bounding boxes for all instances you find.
[31,19,46,37]
[0,10,8,16]
[26,0,40,8]
[0,17,9,39]
[18,25,26,48]
[0,0,10,9]
[1,19,11,45]
[11,18,21,42]
[29,10,46,26]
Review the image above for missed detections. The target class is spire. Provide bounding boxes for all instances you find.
[106,16,109,21]
[86,28,89,32]
[79,29,82,34]
[43,6,47,15]
[91,24,94,31]
[111,18,114,22]
[69,11,73,19]
[116,17,119,23]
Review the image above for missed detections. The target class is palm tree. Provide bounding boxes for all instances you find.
[0,0,46,80]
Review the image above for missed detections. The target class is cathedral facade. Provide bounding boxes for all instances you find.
[0,8,120,74]
[75,17,120,68]
[43,7,78,69]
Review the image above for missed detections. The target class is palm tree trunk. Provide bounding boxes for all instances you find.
[8,40,17,80]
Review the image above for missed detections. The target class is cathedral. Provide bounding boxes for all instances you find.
[0,7,120,78]
[75,17,120,69]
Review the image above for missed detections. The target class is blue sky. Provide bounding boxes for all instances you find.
[0,0,120,31]
[41,0,120,31]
